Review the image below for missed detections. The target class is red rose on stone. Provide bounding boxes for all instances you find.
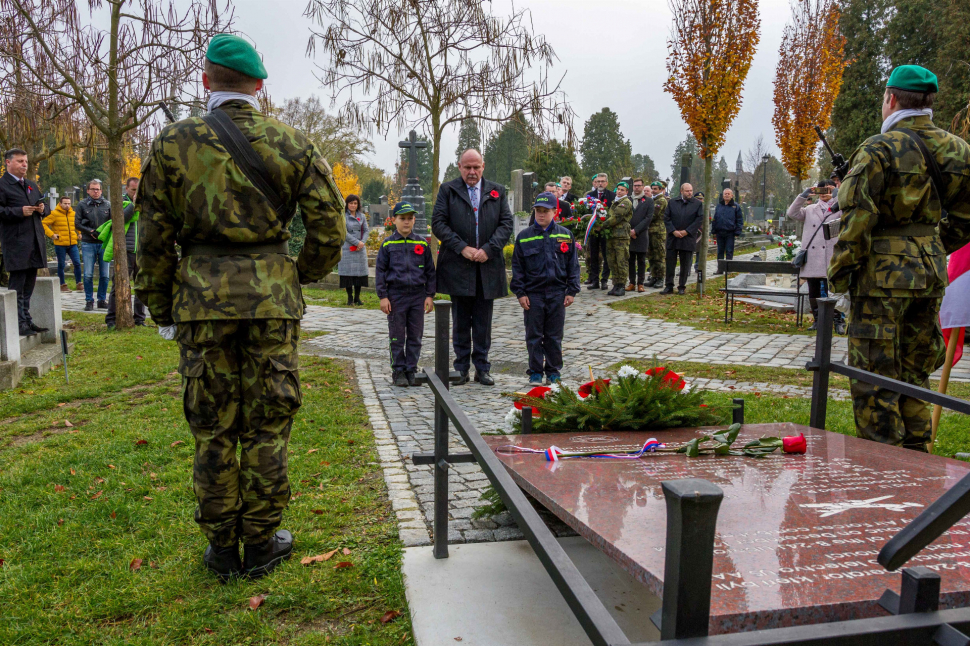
[578,378,611,398]
[560,241,569,253]
[414,244,424,255]
[645,367,685,390]
[514,386,552,415]
[783,434,807,454]
[490,189,499,198]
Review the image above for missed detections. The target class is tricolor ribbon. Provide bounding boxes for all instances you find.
[497,439,666,462]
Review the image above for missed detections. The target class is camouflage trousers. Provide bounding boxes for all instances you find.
[647,225,665,281]
[847,296,945,452]
[606,239,630,288]
[177,319,302,547]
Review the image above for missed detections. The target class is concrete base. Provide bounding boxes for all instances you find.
[402,537,660,646]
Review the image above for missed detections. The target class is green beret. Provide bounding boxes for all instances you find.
[650,181,663,188]
[615,181,630,190]
[206,34,267,80]
[887,65,938,93]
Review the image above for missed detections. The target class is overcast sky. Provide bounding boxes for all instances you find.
[229,0,794,181]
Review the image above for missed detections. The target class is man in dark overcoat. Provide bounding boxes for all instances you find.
[626,178,654,292]
[662,183,703,295]
[432,148,514,385]
[0,148,49,336]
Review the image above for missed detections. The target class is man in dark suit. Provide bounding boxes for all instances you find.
[0,148,50,336]
[662,183,703,295]
[626,178,654,292]
[560,176,578,204]
[432,148,514,385]
[544,181,572,219]
[584,173,615,289]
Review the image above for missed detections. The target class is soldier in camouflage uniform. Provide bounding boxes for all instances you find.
[829,65,970,452]
[602,181,634,296]
[647,181,668,287]
[134,34,345,580]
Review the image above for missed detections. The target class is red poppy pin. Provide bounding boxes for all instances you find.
[414,244,425,255]
[560,241,570,253]
[489,189,499,199]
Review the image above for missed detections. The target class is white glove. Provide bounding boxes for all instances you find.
[158,324,177,341]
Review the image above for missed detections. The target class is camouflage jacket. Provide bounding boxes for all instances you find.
[602,195,634,239]
[829,115,970,298]
[134,101,346,326]
[649,195,668,232]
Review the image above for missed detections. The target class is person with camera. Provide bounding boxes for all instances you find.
[829,65,970,451]
[0,148,49,337]
[786,179,845,334]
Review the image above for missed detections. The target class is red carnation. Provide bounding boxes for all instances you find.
[578,378,611,399]
[783,434,807,454]
[560,241,569,253]
[514,386,552,415]
[414,244,425,255]
[490,189,499,198]
[349,245,358,252]
[644,367,685,391]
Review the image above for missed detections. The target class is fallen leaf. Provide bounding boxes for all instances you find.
[108,465,115,469]
[170,440,184,448]
[249,594,266,610]
[54,484,65,493]
[143,496,153,502]
[57,402,66,407]
[307,448,318,454]
[69,495,75,500]
[300,554,328,566]
[0,559,4,567]
[57,519,63,526]
[129,558,143,571]
[135,439,148,445]
[311,509,325,515]
[150,561,158,569]
[319,549,339,561]
[69,469,75,475]
[334,561,353,569]
[347,440,355,445]
[342,547,351,555]
[64,420,73,427]
[380,610,401,624]
[204,627,213,634]
[343,388,351,393]
[110,511,117,519]
[136,356,143,360]
[94,477,104,484]
[320,461,330,466]
[90,490,103,500]
[454,638,463,642]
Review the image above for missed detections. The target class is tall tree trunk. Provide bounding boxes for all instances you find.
[107,1,133,329]
[699,154,713,297]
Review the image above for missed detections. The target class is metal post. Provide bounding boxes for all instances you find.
[657,479,723,640]
[879,567,941,615]
[809,298,835,430]
[732,398,744,425]
[521,406,533,434]
[60,329,69,384]
[433,300,451,559]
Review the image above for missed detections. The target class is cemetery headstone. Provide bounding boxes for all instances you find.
[398,130,428,234]
[369,195,389,228]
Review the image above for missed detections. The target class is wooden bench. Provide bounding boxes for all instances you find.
[717,259,806,327]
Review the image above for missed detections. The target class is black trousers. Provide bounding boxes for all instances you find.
[665,249,692,289]
[106,252,146,326]
[806,277,845,322]
[628,252,647,285]
[8,268,37,328]
[715,233,736,261]
[452,269,494,373]
[586,236,610,283]
[524,289,566,378]
[387,289,426,373]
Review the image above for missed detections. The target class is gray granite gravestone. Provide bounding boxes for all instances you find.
[399,131,428,234]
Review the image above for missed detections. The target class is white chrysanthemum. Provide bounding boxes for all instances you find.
[617,365,640,379]
[637,372,648,380]
[548,382,561,393]
[505,406,520,424]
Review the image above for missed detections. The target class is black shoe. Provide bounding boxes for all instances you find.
[660,286,673,294]
[84,301,94,312]
[405,371,416,386]
[393,370,408,387]
[203,542,242,583]
[18,325,35,337]
[677,287,686,295]
[474,370,495,386]
[135,321,146,327]
[808,321,818,331]
[608,286,624,296]
[713,270,724,275]
[347,297,354,306]
[455,371,470,385]
[586,282,600,290]
[354,299,363,306]
[243,530,293,580]
[601,280,609,290]
[583,278,594,286]
[28,322,48,333]
[97,300,108,309]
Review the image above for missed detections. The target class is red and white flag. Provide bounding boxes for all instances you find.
[940,243,970,364]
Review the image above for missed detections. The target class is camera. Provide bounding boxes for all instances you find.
[822,218,841,241]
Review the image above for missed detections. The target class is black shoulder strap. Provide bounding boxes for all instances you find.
[897,127,947,212]
[202,108,293,220]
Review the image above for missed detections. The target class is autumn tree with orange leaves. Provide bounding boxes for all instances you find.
[772,0,846,182]
[665,0,760,296]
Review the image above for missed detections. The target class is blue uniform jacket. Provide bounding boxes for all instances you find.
[375,231,436,299]
[510,221,581,298]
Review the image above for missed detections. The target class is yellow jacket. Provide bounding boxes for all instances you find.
[42,205,80,246]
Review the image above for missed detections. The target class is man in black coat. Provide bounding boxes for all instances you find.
[584,173,615,289]
[432,148,514,385]
[560,176,578,204]
[0,148,50,336]
[662,183,703,295]
[626,178,654,292]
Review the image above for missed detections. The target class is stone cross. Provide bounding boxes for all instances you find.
[399,130,427,181]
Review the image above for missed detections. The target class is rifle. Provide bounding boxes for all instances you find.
[814,126,849,181]
[159,101,177,123]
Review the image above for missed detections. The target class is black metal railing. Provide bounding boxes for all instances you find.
[410,298,970,646]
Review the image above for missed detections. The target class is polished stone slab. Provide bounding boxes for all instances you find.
[485,423,970,635]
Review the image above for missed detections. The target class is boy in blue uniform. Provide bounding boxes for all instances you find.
[511,192,581,385]
[376,202,436,387]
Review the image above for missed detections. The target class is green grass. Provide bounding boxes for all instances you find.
[610,275,815,335]
[0,315,411,645]
[302,287,453,310]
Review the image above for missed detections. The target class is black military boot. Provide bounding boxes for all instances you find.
[405,371,416,386]
[244,530,293,579]
[203,542,242,583]
[660,285,673,294]
[586,281,600,290]
[600,280,609,290]
[392,370,408,387]
[677,287,686,295]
